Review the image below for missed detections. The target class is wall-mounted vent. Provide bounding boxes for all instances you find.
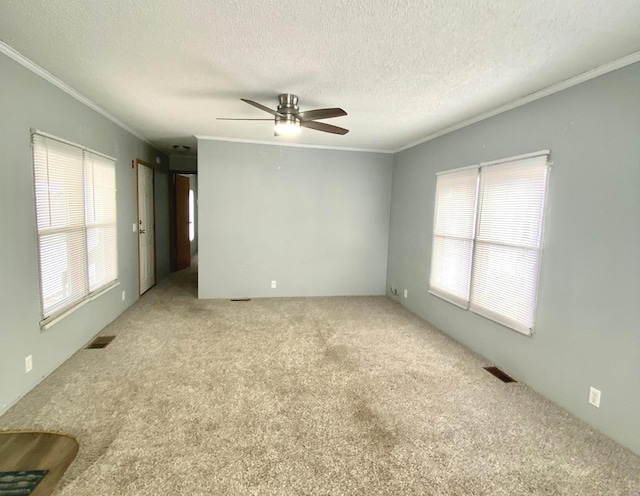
[483,366,516,383]
[86,336,116,349]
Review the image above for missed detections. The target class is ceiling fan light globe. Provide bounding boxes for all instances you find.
[274,120,301,136]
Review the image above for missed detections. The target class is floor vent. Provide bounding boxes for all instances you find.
[484,366,516,383]
[86,336,116,349]
[230,298,251,302]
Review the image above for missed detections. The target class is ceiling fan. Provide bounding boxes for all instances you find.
[218,94,349,136]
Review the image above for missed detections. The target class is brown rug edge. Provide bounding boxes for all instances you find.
[0,430,79,496]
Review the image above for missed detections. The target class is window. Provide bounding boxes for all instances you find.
[32,131,118,325]
[188,189,195,242]
[429,151,549,335]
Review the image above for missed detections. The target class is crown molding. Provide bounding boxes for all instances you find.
[395,50,640,153]
[0,40,151,145]
[195,135,394,154]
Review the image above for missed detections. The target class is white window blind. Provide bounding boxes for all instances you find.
[429,152,549,335]
[32,132,118,324]
[429,168,478,308]
[470,156,549,333]
[84,151,118,292]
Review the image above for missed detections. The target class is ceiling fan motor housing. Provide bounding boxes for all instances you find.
[277,94,299,114]
[276,94,301,129]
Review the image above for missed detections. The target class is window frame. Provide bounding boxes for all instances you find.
[31,129,119,329]
[429,150,550,335]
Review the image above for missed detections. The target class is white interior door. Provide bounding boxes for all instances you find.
[137,162,155,294]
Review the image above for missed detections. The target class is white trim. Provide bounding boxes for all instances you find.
[529,163,552,337]
[436,150,549,176]
[470,304,533,336]
[480,150,549,167]
[0,41,150,145]
[31,128,118,161]
[395,51,640,153]
[195,135,394,154]
[436,163,480,176]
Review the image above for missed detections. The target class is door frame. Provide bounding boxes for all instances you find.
[136,159,157,295]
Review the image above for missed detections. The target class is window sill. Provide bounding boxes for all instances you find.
[429,288,533,336]
[40,282,120,331]
[428,288,469,310]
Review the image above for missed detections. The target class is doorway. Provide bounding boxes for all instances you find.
[176,174,190,270]
[137,160,156,294]
[170,173,197,272]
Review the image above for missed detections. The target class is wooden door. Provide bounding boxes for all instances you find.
[176,174,191,270]
[137,162,155,293]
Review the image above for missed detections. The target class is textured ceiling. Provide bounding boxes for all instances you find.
[1,1,639,153]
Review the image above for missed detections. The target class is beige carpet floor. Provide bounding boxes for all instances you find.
[1,265,639,495]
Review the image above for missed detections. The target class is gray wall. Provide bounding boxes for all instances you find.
[0,52,169,414]
[386,62,640,455]
[198,140,393,298]
[155,164,171,280]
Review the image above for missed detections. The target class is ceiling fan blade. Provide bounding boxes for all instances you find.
[216,118,273,121]
[296,108,347,121]
[241,98,283,117]
[301,120,349,135]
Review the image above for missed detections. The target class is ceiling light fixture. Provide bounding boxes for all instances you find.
[172,145,191,151]
[274,116,301,136]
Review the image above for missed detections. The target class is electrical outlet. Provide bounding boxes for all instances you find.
[121,290,126,301]
[25,355,33,373]
[404,289,408,298]
[271,280,277,289]
[588,387,601,408]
